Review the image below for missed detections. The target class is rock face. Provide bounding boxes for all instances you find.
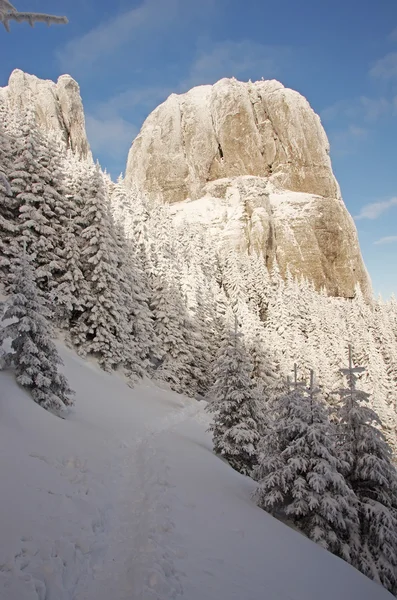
[126,78,370,298]
[0,69,91,160]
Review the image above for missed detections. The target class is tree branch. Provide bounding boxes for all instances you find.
[0,1,68,31]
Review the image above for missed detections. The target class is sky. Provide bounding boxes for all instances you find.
[1,0,397,298]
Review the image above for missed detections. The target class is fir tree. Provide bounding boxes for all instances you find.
[206,314,261,476]
[254,367,358,561]
[0,251,74,412]
[72,164,130,371]
[337,347,397,594]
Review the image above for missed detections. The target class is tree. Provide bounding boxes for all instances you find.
[72,164,131,372]
[0,251,74,412]
[1,0,67,31]
[337,347,397,594]
[206,313,261,476]
[254,368,358,562]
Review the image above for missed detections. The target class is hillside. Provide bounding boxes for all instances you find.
[0,345,392,600]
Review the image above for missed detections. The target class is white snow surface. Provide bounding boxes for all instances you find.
[0,345,392,600]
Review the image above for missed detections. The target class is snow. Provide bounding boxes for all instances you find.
[0,344,392,600]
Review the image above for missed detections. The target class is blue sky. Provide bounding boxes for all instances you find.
[1,0,397,298]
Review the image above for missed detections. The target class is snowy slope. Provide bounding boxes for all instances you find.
[0,346,392,600]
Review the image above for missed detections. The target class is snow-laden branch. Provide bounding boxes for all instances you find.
[0,172,11,195]
[0,0,68,32]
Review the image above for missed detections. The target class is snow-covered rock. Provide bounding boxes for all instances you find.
[126,78,370,298]
[170,176,370,298]
[0,69,91,160]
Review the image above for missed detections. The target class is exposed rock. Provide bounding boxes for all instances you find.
[0,69,91,160]
[126,78,339,202]
[126,78,370,298]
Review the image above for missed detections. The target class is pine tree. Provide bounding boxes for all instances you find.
[72,164,130,372]
[1,0,68,31]
[50,217,89,329]
[0,251,74,412]
[206,314,261,476]
[254,367,358,561]
[0,122,18,285]
[337,347,397,594]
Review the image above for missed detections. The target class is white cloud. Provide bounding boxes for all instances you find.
[369,52,397,80]
[355,197,397,220]
[321,96,391,123]
[57,0,218,75]
[85,114,137,160]
[328,125,368,157]
[96,86,173,117]
[374,235,397,245]
[180,40,289,90]
[57,0,210,74]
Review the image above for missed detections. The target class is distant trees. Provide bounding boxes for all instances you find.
[0,0,68,31]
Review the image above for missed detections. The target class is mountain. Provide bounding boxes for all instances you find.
[0,69,91,160]
[125,77,370,299]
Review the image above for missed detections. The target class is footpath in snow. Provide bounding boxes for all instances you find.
[0,346,392,600]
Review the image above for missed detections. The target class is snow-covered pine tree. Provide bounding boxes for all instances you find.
[0,121,18,286]
[337,347,397,594]
[0,250,74,411]
[72,163,131,372]
[6,111,66,293]
[253,367,358,561]
[50,217,90,330]
[206,313,261,476]
[0,0,68,31]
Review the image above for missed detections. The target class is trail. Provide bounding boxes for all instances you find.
[74,400,201,600]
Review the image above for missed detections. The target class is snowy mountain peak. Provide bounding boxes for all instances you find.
[0,69,91,160]
[126,77,370,298]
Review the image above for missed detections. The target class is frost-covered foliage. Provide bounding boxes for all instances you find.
[337,348,397,594]
[1,90,397,595]
[206,314,261,476]
[0,252,74,411]
[0,0,67,32]
[254,368,358,561]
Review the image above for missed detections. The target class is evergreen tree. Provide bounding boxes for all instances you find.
[0,251,74,411]
[50,217,89,329]
[337,347,397,594]
[72,164,131,371]
[254,367,358,561]
[206,314,261,476]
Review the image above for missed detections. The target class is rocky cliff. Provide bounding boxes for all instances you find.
[125,78,370,298]
[0,69,91,160]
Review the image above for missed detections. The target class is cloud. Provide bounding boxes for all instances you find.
[321,96,391,123]
[96,86,173,117]
[328,125,368,157]
[355,197,397,220]
[57,0,214,75]
[180,40,290,90]
[85,114,137,162]
[374,235,397,245]
[369,52,397,80]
